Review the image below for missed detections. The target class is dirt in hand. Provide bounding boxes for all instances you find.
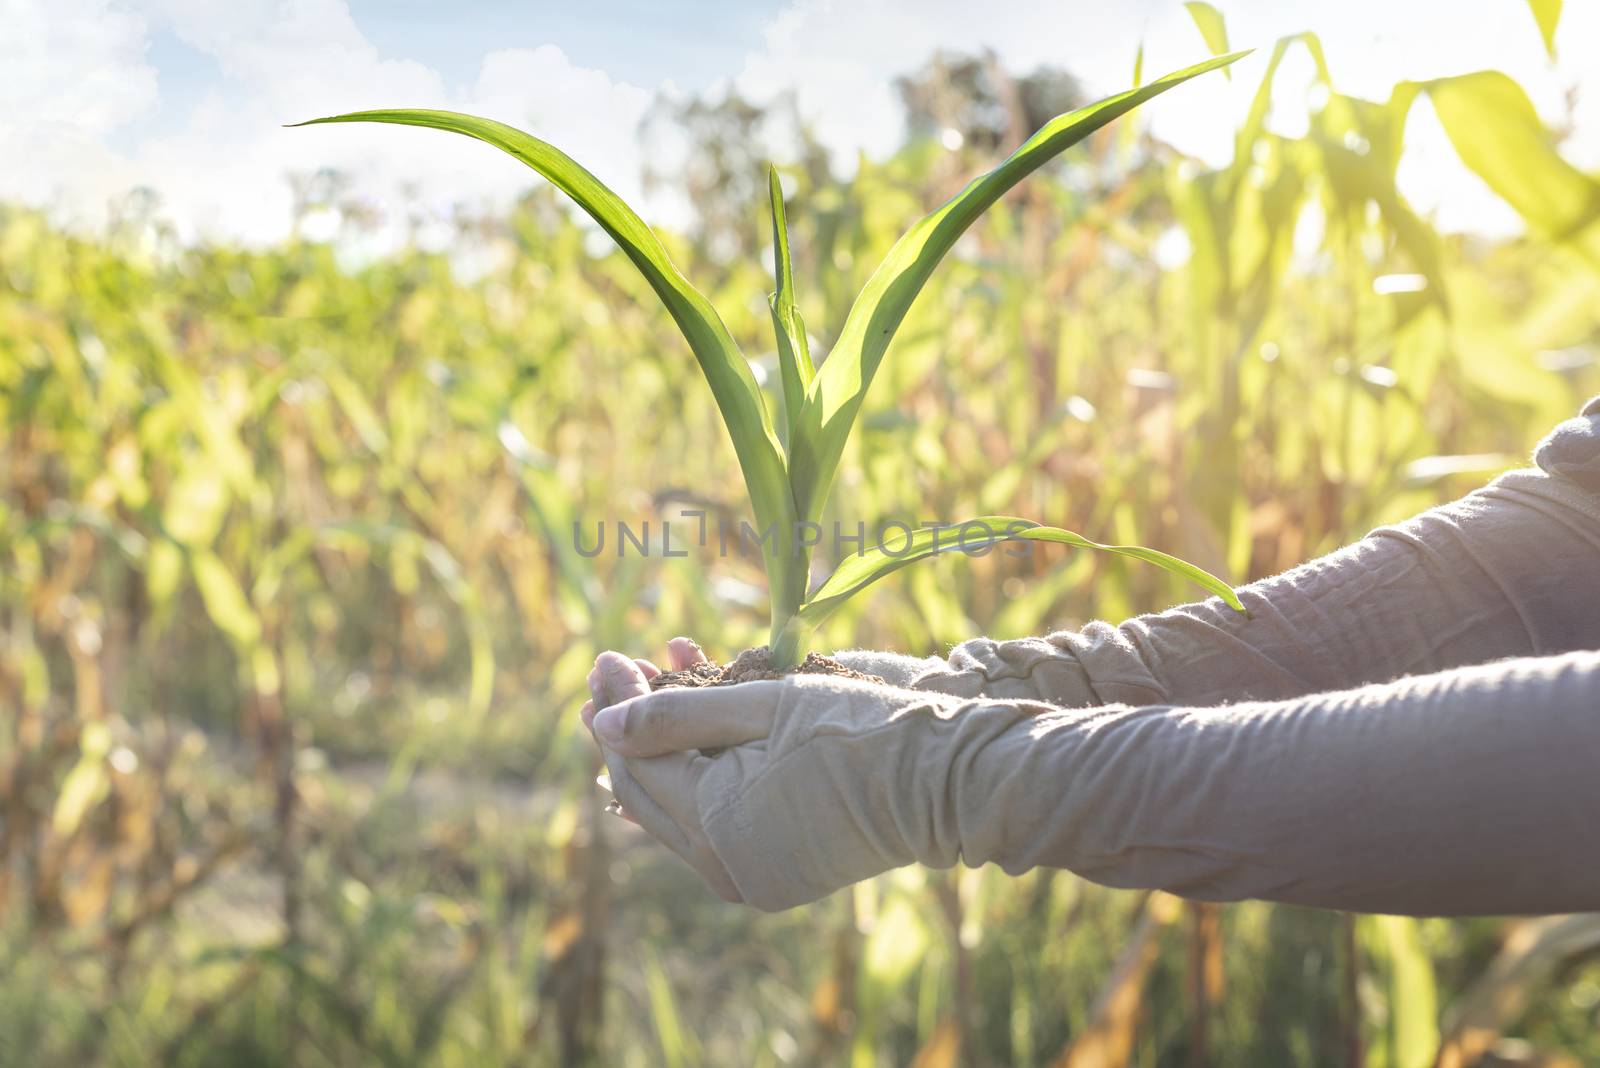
[649,645,885,690]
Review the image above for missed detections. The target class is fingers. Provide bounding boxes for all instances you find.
[667,637,709,671]
[584,657,661,730]
[603,750,741,902]
[584,653,654,820]
[593,651,652,706]
[583,643,697,719]
[626,750,738,900]
[593,769,638,825]
[590,681,782,758]
[601,749,692,856]
[582,651,671,811]
[627,750,711,835]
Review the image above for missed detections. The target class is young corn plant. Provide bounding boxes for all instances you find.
[294,51,1249,669]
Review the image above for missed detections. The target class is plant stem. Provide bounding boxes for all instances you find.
[768,614,803,669]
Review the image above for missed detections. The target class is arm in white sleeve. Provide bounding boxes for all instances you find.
[702,650,1600,915]
[840,397,1600,708]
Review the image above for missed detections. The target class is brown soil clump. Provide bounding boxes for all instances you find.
[649,645,884,690]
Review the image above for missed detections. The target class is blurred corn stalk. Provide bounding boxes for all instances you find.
[1434,915,1600,1068]
[1051,892,1184,1068]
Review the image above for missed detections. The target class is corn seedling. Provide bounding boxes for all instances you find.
[294,52,1249,668]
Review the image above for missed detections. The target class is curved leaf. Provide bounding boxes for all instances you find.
[1525,0,1561,58]
[1419,71,1600,262]
[785,52,1248,525]
[290,108,807,642]
[768,166,814,443]
[797,516,1244,629]
[1184,2,1232,75]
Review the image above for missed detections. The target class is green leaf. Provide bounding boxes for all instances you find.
[1371,915,1440,1068]
[1526,0,1561,58]
[1122,43,1148,156]
[641,947,700,1068]
[161,462,230,547]
[861,895,929,993]
[1233,35,1329,185]
[52,722,112,838]
[1308,103,1449,312]
[323,365,390,453]
[290,108,807,647]
[192,550,261,649]
[784,52,1247,527]
[291,521,499,716]
[1184,2,1232,75]
[797,516,1244,630]
[1420,71,1600,263]
[767,166,814,443]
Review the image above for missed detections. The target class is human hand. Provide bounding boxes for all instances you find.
[583,639,746,902]
[582,665,1042,911]
[579,635,709,737]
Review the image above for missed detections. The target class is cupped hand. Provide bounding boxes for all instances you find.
[583,638,745,902]
[581,654,1010,912]
[579,635,707,734]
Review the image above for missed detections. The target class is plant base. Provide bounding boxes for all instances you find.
[649,645,885,690]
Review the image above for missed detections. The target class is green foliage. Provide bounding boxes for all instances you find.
[768,165,815,441]
[1367,915,1441,1068]
[798,517,1244,631]
[1525,0,1562,58]
[296,52,1247,665]
[1184,2,1232,73]
[292,106,806,660]
[3,27,1599,1068]
[1418,70,1600,266]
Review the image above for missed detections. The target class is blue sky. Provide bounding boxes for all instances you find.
[114,1,783,156]
[348,0,787,89]
[5,0,1596,247]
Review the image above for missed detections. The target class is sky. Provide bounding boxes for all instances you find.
[4,0,1597,249]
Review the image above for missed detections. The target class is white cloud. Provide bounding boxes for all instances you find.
[0,0,157,209]
[469,44,657,203]
[4,0,1598,246]
[3,0,663,246]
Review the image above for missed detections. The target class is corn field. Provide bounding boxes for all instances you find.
[3,21,1600,1068]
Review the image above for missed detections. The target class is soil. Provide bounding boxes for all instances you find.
[648,645,885,690]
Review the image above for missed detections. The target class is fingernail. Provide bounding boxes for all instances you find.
[602,662,635,685]
[592,705,625,743]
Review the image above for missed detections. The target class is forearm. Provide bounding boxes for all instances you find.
[712,650,1600,913]
[952,649,1600,915]
[849,401,1600,708]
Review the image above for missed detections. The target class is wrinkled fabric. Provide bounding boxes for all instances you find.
[1535,393,1600,493]
[841,396,1600,708]
[729,397,1600,915]
[703,651,1600,914]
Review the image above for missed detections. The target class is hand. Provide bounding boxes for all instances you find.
[582,662,1033,911]
[583,639,746,902]
[579,635,708,737]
